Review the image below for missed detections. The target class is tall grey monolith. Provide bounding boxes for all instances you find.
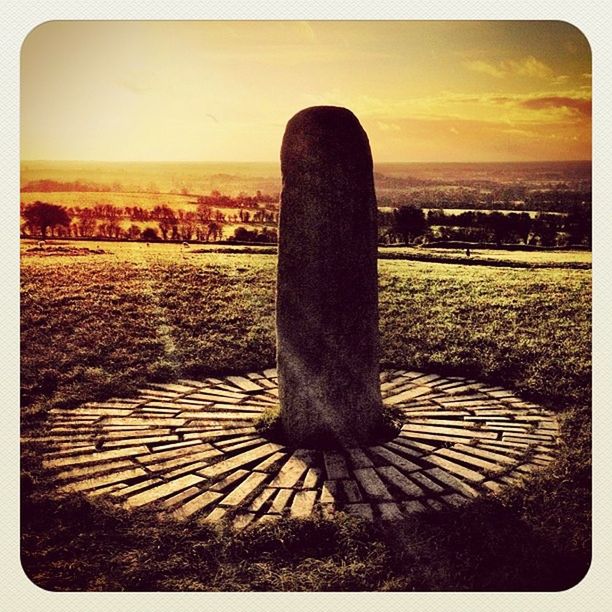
[277,106,383,448]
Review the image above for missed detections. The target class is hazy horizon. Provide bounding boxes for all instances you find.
[21,158,592,164]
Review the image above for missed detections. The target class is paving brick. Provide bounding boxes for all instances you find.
[340,479,363,502]
[344,447,373,468]
[392,438,436,452]
[146,449,223,473]
[177,378,208,388]
[378,502,404,521]
[383,441,421,458]
[197,427,259,442]
[410,471,445,493]
[401,500,427,514]
[384,386,433,405]
[216,435,259,448]
[225,376,264,393]
[443,493,470,507]
[44,445,149,469]
[424,454,485,482]
[451,443,516,465]
[323,451,350,480]
[162,486,201,508]
[221,437,268,453]
[111,477,163,498]
[101,417,186,427]
[270,488,293,514]
[60,467,148,493]
[200,506,228,523]
[270,450,316,488]
[136,442,215,464]
[376,466,424,497]
[425,467,479,498]
[482,480,504,494]
[87,482,128,497]
[399,431,476,445]
[178,411,257,421]
[209,469,249,491]
[164,460,219,480]
[54,459,134,482]
[252,451,289,473]
[191,388,245,400]
[402,424,497,440]
[151,439,204,452]
[188,393,242,404]
[369,445,420,472]
[233,513,257,529]
[220,472,269,507]
[248,487,277,512]
[353,468,393,500]
[137,389,181,399]
[427,499,445,511]
[290,490,318,518]
[406,418,476,429]
[434,448,504,473]
[198,443,284,478]
[344,503,374,521]
[148,382,196,394]
[303,467,323,489]
[256,377,277,389]
[320,480,341,504]
[125,474,205,508]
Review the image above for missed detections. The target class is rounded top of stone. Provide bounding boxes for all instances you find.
[286,105,362,131]
[281,106,372,171]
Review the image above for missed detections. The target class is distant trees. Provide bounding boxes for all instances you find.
[230,226,277,243]
[392,206,427,244]
[141,228,159,242]
[565,203,592,247]
[380,206,591,247]
[22,201,71,239]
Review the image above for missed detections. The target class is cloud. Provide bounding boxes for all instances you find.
[463,60,505,78]
[552,75,570,85]
[519,96,592,117]
[376,121,401,132]
[464,55,554,80]
[117,78,154,94]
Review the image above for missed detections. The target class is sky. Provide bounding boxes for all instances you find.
[21,21,591,163]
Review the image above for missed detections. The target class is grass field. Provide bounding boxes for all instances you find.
[20,242,591,591]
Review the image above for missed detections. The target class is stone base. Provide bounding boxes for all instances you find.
[30,369,560,528]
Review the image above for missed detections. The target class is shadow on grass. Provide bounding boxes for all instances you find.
[20,471,590,592]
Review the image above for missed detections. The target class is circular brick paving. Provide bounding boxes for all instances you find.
[32,369,560,528]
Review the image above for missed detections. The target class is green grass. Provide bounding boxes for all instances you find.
[20,243,591,591]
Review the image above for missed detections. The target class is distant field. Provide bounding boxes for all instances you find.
[21,243,591,591]
[20,191,199,211]
[21,239,592,269]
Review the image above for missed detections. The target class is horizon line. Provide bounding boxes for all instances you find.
[21,159,593,165]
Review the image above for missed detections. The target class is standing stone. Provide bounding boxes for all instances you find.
[277,106,383,448]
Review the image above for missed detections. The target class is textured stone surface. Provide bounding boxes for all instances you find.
[33,369,560,526]
[277,106,382,447]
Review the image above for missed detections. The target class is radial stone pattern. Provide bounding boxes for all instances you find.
[34,369,560,528]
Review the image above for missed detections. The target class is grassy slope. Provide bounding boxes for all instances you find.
[20,247,591,591]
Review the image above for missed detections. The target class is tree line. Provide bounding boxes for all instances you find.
[20,198,278,243]
[380,205,592,247]
[20,199,591,248]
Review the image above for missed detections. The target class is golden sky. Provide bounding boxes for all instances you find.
[21,21,591,162]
